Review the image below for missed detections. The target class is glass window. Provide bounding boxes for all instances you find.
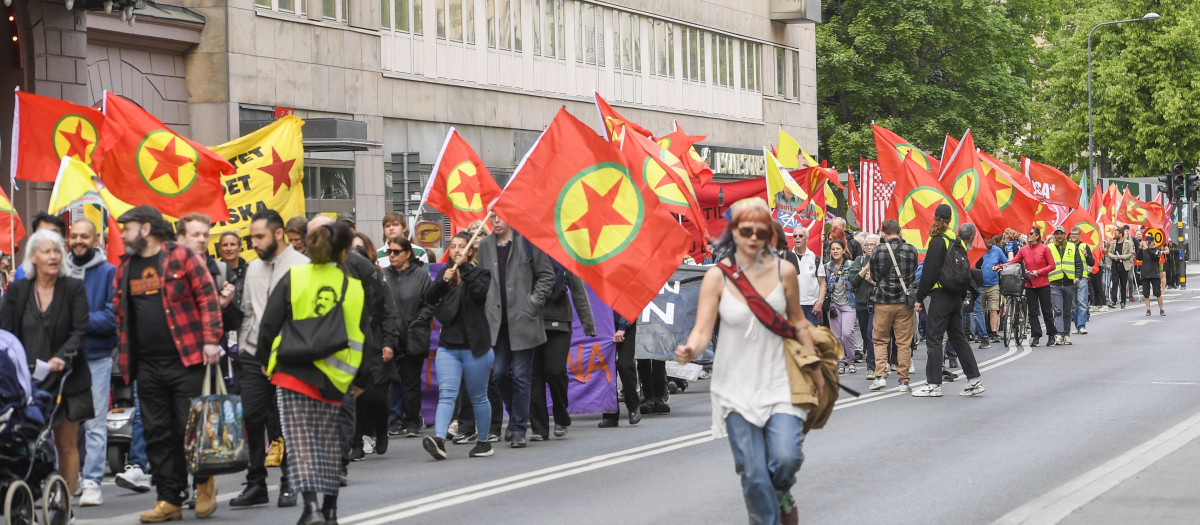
[488,0,496,45]
[258,0,302,16]
[775,47,785,96]
[792,50,800,99]
[556,0,564,57]
[741,41,759,92]
[414,0,423,34]
[533,0,543,54]
[320,167,355,200]
[614,11,638,71]
[436,0,446,37]
[650,20,673,77]
[381,0,389,27]
[465,0,474,43]
[488,0,520,50]
[498,0,511,50]
[682,27,704,82]
[577,3,604,66]
[258,0,271,7]
[321,0,345,22]
[542,0,554,56]
[512,0,521,51]
[449,0,462,41]
[714,35,732,87]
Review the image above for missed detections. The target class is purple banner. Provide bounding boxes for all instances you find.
[418,264,618,423]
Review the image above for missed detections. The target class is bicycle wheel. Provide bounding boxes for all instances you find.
[1017,297,1029,345]
[1001,296,1013,346]
[40,475,69,525]
[4,481,35,525]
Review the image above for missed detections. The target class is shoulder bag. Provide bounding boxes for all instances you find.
[884,241,918,308]
[274,274,351,364]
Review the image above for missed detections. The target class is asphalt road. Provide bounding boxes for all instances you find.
[74,287,1200,525]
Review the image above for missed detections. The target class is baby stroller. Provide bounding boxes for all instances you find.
[0,331,72,525]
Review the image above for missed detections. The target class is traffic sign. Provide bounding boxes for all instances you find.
[1145,228,1166,248]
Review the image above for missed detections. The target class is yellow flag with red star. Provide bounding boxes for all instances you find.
[422,128,502,230]
[165,115,306,261]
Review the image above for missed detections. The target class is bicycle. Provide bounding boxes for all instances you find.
[997,264,1031,347]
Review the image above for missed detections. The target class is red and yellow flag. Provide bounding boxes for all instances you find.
[93,93,234,220]
[1021,157,1082,207]
[1064,208,1102,253]
[422,128,502,230]
[492,108,690,321]
[11,91,105,183]
[593,92,654,143]
[0,185,27,252]
[1115,189,1166,229]
[976,148,1039,235]
[939,130,1009,238]
[873,124,940,183]
[887,153,984,263]
[622,129,710,244]
[660,122,713,187]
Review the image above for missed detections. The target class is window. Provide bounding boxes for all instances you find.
[383,0,422,33]
[791,50,801,99]
[713,34,732,87]
[741,41,759,91]
[303,166,356,201]
[436,0,474,42]
[649,19,674,77]
[613,11,640,71]
[488,0,521,50]
[682,27,704,82]
[322,0,347,22]
[533,0,564,58]
[775,47,785,96]
[576,2,605,66]
[257,0,304,16]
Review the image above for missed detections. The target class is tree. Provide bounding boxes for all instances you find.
[816,0,1045,166]
[1029,0,1200,179]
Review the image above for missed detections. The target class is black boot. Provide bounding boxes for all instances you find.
[298,492,324,525]
[322,494,339,525]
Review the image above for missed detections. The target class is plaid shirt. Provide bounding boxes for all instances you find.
[114,241,222,381]
[869,237,918,305]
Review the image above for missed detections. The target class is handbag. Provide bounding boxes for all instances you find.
[884,241,918,308]
[185,364,248,477]
[273,275,350,364]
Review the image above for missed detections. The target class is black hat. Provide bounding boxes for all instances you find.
[117,205,164,225]
[934,203,953,220]
[337,212,356,226]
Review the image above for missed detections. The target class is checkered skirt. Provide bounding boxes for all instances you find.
[277,388,342,495]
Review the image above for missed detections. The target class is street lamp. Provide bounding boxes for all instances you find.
[1088,12,1161,197]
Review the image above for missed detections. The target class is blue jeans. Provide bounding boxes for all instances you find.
[725,412,805,525]
[1074,276,1089,328]
[82,358,112,482]
[435,347,494,442]
[972,299,987,338]
[491,337,534,437]
[129,382,147,470]
[800,305,819,326]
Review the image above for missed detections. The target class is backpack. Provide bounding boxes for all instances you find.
[938,234,972,293]
[522,238,568,301]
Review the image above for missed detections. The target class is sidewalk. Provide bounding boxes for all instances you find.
[1059,436,1200,524]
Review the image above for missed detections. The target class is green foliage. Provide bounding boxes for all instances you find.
[1030,0,1200,179]
[816,0,1042,165]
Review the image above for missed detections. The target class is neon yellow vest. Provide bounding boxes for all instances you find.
[1049,242,1079,281]
[268,263,365,395]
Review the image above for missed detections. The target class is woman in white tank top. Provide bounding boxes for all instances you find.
[676,198,823,525]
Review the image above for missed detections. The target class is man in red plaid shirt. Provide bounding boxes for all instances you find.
[112,205,223,523]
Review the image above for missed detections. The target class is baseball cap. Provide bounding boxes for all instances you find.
[934,203,953,220]
[1052,225,1066,234]
[117,205,164,225]
[337,212,356,226]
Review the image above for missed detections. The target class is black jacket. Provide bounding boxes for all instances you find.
[344,253,400,388]
[428,263,491,358]
[383,263,433,357]
[540,273,596,336]
[1,277,91,395]
[917,232,966,302]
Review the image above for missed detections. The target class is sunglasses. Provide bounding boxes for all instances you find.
[388,249,407,255]
[738,227,771,241]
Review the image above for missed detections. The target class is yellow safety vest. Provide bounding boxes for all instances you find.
[268,263,365,397]
[930,234,965,290]
[1049,242,1079,281]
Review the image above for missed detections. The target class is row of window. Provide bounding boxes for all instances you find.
[256,0,348,22]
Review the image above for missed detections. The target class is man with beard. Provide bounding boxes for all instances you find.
[113,206,223,522]
[232,209,308,508]
[64,219,117,507]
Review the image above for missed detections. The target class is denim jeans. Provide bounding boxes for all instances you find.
[130,382,147,470]
[435,347,494,442]
[1074,276,1089,328]
[725,412,805,525]
[1051,283,1076,334]
[972,299,987,338]
[491,337,534,437]
[82,357,111,482]
[800,305,819,326]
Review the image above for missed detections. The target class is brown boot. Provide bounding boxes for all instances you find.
[195,478,218,518]
[139,501,182,523]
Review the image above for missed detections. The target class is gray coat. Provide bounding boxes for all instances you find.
[478,232,556,351]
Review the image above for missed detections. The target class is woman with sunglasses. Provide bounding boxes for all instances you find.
[996,226,1058,347]
[382,237,432,438]
[676,198,822,525]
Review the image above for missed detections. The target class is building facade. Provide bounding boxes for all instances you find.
[3,0,819,244]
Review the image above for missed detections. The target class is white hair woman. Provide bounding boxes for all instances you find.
[0,228,91,497]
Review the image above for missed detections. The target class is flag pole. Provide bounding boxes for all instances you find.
[450,210,494,271]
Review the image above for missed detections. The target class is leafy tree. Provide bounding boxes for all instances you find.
[816,0,1044,166]
[1029,0,1200,181]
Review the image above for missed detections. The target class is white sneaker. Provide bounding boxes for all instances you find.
[869,378,887,391]
[1079,327,1087,334]
[898,382,912,392]
[362,435,375,454]
[960,380,986,396]
[114,465,151,493]
[911,384,942,397]
[1062,335,1073,345]
[79,479,103,507]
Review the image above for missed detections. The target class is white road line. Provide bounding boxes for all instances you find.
[993,409,1200,525]
[341,342,1037,524]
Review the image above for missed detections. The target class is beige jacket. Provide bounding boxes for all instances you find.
[1105,238,1135,272]
[238,245,310,356]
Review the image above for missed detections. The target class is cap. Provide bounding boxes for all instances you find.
[1052,225,1066,234]
[116,205,164,225]
[336,212,356,225]
[934,203,953,220]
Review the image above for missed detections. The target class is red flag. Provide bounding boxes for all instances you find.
[846,166,861,222]
[873,124,940,183]
[492,108,690,321]
[421,128,502,229]
[104,215,124,266]
[662,122,714,187]
[12,91,105,183]
[623,129,710,244]
[888,153,984,263]
[593,92,654,142]
[1021,157,1083,207]
[1063,207,1102,253]
[938,134,960,181]
[1115,189,1165,228]
[0,185,27,251]
[979,150,1035,195]
[939,130,1015,237]
[93,93,233,220]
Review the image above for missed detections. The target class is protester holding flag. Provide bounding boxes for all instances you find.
[675,198,822,525]
[1136,239,1166,316]
[912,206,984,398]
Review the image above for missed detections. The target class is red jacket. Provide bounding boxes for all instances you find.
[1003,243,1055,288]
[114,241,222,382]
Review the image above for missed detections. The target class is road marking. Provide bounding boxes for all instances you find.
[993,409,1200,525]
[1177,305,1200,311]
[76,484,279,525]
[340,342,1037,524]
[1128,320,1163,326]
